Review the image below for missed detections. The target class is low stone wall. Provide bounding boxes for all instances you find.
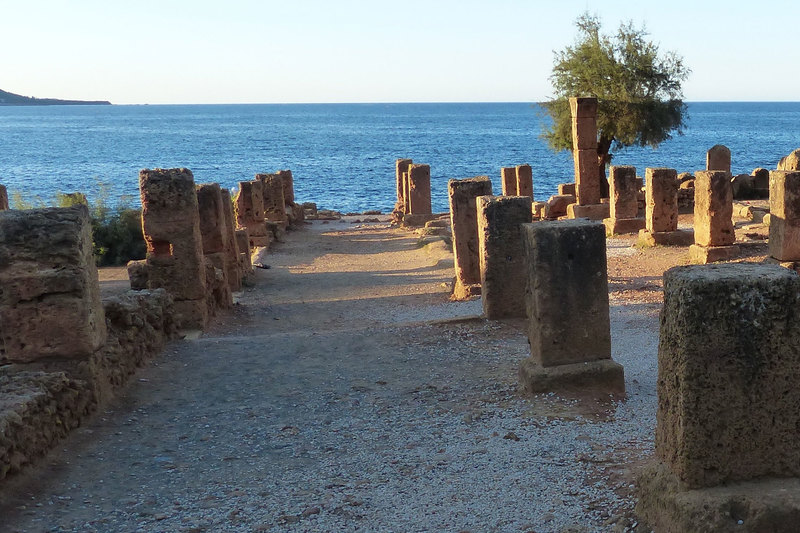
[0,289,176,481]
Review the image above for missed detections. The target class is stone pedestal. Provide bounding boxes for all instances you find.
[706,144,731,172]
[638,167,691,247]
[566,202,609,221]
[769,170,800,261]
[396,159,413,207]
[692,170,735,263]
[570,97,601,205]
[518,219,623,395]
[256,173,288,229]
[0,184,8,210]
[448,176,492,300]
[408,164,432,215]
[516,164,533,198]
[0,205,106,362]
[637,263,800,531]
[476,195,532,319]
[637,229,694,247]
[196,184,233,309]
[603,165,645,235]
[501,167,517,196]
[235,181,270,247]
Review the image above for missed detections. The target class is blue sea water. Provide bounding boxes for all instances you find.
[1,102,800,213]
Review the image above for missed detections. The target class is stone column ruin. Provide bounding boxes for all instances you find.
[638,167,693,247]
[448,176,492,300]
[396,158,413,210]
[234,180,270,248]
[139,168,208,330]
[407,164,432,215]
[219,188,243,292]
[516,164,533,198]
[256,173,288,230]
[501,167,517,196]
[518,219,624,394]
[706,144,731,173]
[637,263,800,530]
[476,195,532,319]
[235,229,254,279]
[603,165,645,235]
[196,183,234,310]
[769,170,800,263]
[689,170,736,263]
[567,97,608,220]
[275,169,304,228]
[0,205,107,363]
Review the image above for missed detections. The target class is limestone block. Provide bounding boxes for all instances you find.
[139,168,206,301]
[777,148,800,171]
[546,195,575,218]
[396,159,412,204]
[127,259,149,290]
[694,170,734,247]
[234,229,253,276]
[645,167,679,233]
[608,165,638,220]
[256,173,288,227]
[476,195,532,319]
[573,149,601,205]
[196,183,227,254]
[521,220,611,367]
[569,96,598,119]
[219,189,242,292]
[532,201,547,220]
[234,181,269,243]
[0,205,106,362]
[0,184,8,210]
[566,202,609,221]
[752,167,770,196]
[402,172,411,214]
[657,264,800,488]
[603,217,645,236]
[731,173,756,200]
[637,229,694,248]
[769,170,800,261]
[205,253,232,310]
[571,116,597,150]
[515,164,533,198]
[501,167,517,196]
[706,144,731,172]
[275,169,295,204]
[688,243,738,264]
[408,164,432,215]
[558,183,576,196]
[448,177,492,298]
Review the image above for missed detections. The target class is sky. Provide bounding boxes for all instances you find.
[1,0,797,104]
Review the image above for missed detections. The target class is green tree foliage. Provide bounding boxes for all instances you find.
[541,13,690,183]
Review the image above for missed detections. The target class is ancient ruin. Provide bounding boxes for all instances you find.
[638,167,693,247]
[448,176,492,299]
[275,169,304,228]
[476,195,532,319]
[689,170,736,263]
[219,188,243,292]
[706,144,731,172]
[407,164,432,215]
[638,263,800,531]
[519,219,624,394]
[196,183,234,309]
[768,170,800,263]
[235,229,254,279]
[515,164,533,198]
[256,173,288,229]
[567,97,608,220]
[500,167,517,196]
[0,184,8,210]
[0,205,106,363]
[139,168,208,330]
[603,165,644,235]
[396,158,412,209]
[234,180,270,247]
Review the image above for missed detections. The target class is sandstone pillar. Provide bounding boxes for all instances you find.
[235,229,253,278]
[402,172,411,214]
[234,181,270,247]
[256,173,288,229]
[0,184,8,210]
[637,263,800,530]
[140,168,208,330]
[476,195,532,319]
[689,170,736,263]
[518,219,624,394]
[196,183,233,309]
[638,168,693,247]
[516,164,533,198]
[769,170,800,262]
[408,164,432,215]
[396,159,413,207]
[570,97,601,206]
[448,176,492,299]
[219,188,242,292]
[275,169,304,228]
[706,144,731,172]
[603,165,645,235]
[0,205,106,362]
[501,167,517,196]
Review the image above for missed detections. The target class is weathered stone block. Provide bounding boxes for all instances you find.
[408,164,432,215]
[196,183,227,254]
[235,229,253,276]
[477,195,532,319]
[256,173,288,228]
[219,189,242,292]
[694,170,734,247]
[637,228,694,248]
[0,205,106,362]
[688,243,738,264]
[573,149,601,205]
[515,164,533,198]
[448,176,492,299]
[275,169,295,204]
[234,181,269,247]
[657,264,800,489]
[501,167,517,196]
[778,149,800,171]
[645,167,679,233]
[608,165,638,220]
[396,159,412,205]
[402,172,411,214]
[566,202,609,220]
[706,144,731,172]
[603,217,645,236]
[558,183,576,196]
[569,96,598,119]
[546,194,575,218]
[769,170,800,262]
[571,116,597,150]
[0,184,8,210]
[126,259,149,290]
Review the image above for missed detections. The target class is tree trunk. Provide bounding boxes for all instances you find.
[597,137,612,198]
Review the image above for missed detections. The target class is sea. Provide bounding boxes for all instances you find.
[1,102,799,213]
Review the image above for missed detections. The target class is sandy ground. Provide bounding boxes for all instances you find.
[0,214,770,532]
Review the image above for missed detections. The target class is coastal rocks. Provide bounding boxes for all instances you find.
[0,205,106,363]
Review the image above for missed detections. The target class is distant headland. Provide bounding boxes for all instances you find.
[0,88,111,106]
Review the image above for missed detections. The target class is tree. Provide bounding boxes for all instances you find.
[541,13,690,192]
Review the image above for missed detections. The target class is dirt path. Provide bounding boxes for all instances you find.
[0,217,726,532]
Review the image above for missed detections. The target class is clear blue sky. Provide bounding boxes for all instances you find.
[1,0,796,104]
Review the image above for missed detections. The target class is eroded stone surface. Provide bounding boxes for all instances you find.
[608,165,638,220]
[256,174,288,228]
[0,185,8,210]
[516,164,533,198]
[396,159,412,207]
[219,189,242,292]
[693,170,734,247]
[448,177,492,298]
[777,148,800,171]
[234,181,269,247]
[408,164,432,215]
[501,167,517,196]
[645,168,679,233]
[769,170,800,261]
[706,144,731,172]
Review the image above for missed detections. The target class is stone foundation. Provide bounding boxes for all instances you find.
[566,202,609,220]
[689,243,739,264]
[637,229,694,248]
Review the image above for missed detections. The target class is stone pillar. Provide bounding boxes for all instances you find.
[408,164,432,215]
[637,263,800,530]
[516,164,533,198]
[256,173,288,229]
[0,205,106,362]
[235,229,253,278]
[0,184,8,210]
[518,219,624,394]
[570,97,601,206]
[603,165,645,235]
[396,159,413,207]
[402,172,411,214]
[275,169,295,204]
[448,176,492,300]
[501,167,517,196]
[706,144,731,172]
[476,195,532,319]
[234,181,269,247]
[196,183,233,309]
[219,189,242,292]
[690,170,736,263]
[140,168,208,330]
[769,170,800,262]
[638,168,693,247]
